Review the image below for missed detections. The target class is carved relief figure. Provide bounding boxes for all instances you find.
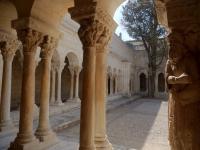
[166,31,200,150]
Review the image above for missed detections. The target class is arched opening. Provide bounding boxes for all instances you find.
[158,73,165,92]
[129,80,131,92]
[61,57,71,102]
[11,50,23,110]
[140,73,146,91]
[108,77,111,95]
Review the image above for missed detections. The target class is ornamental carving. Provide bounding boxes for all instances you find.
[78,18,104,47]
[165,30,200,150]
[168,4,198,23]
[96,27,112,53]
[40,36,58,58]
[17,29,44,53]
[74,66,82,76]
[52,63,66,73]
[0,32,21,59]
[68,2,117,33]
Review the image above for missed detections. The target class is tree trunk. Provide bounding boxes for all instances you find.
[148,69,156,98]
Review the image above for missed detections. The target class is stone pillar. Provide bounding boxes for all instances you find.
[9,29,43,149]
[17,56,41,111]
[73,66,82,102]
[0,33,20,136]
[95,27,113,150]
[69,3,117,149]
[50,66,56,104]
[35,36,59,145]
[53,64,65,106]
[115,77,118,95]
[68,66,75,101]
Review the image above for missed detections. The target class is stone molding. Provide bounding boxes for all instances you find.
[17,29,44,53]
[40,36,58,58]
[0,32,21,59]
[11,17,63,40]
[74,66,82,76]
[96,27,112,53]
[68,2,117,47]
[154,0,200,30]
[52,63,66,73]
[68,2,117,33]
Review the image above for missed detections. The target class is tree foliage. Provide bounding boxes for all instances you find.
[121,0,168,97]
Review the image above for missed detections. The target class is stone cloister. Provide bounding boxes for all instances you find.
[0,0,199,149]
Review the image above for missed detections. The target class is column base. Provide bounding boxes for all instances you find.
[50,101,64,106]
[9,138,40,150]
[69,98,81,102]
[0,126,18,138]
[79,146,96,150]
[123,94,131,98]
[9,132,59,150]
[95,137,113,150]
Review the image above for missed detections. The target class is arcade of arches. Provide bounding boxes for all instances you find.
[0,0,200,150]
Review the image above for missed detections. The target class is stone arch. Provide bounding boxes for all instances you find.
[61,56,71,102]
[11,49,23,109]
[158,73,165,92]
[140,73,146,91]
[66,52,79,66]
[0,1,18,35]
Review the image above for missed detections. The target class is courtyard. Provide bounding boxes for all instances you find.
[0,97,169,150]
[50,98,170,150]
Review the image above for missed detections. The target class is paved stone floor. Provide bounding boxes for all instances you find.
[49,98,170,150]
[0,97,170,150]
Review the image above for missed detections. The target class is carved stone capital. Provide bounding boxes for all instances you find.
[74,66,82,76]
[40,36,58,59]
[77,18,104,47]
[52,63,66,73]
[96,27,112,53]
[17,29,44,53]
[0,32,21,60]
[68,2,117,47]
[68,66,75,75]
[69,2,117,32]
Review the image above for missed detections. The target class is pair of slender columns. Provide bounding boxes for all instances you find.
[9,29,58,149]
[68,66,82,102]
[50,64,65,106]
[0,36,20,135]
[70,19,114,150]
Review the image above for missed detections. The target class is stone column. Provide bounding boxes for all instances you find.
[73,66,82,102]
[69,3,117,149]
[95,27,113,150]
[50,66,56,104]
[0,33,20,136]
[9,29,43,149]
[68,66,75,101]
[35,36,59,145]
[17,56,41,111]
[115,77,118,95]
[53,64,65,106]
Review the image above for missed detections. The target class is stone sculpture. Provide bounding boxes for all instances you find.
[166,30,200,150]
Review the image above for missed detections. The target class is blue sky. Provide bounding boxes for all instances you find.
[113,0,133,41]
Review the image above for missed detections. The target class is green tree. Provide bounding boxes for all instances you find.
[121,0,168,97]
